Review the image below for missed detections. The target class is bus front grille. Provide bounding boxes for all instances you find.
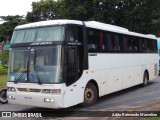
[17,88,41,93]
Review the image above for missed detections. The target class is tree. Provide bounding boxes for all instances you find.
[150,0,160,36]
[56,0,94,20]
[26,0,160,34]
[0,15,27,42]
[26,0,57,22]
[113,0,153,33]
[56,0,156,33]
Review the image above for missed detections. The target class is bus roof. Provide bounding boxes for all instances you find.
[85,21,156,40]
[15,20,83,29]
[15,19,156,40]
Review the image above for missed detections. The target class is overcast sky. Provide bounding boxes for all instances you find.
[0,0,41,16]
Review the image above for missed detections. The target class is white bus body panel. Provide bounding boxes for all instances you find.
[8,53,158,108]
[63,78,85,108]
[88,53,158,97]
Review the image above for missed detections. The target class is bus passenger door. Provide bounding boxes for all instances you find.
[65,46,78,86]
[64,46,83,107]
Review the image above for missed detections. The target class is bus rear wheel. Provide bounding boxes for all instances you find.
[81,83,97,107]
[142,72,149,87]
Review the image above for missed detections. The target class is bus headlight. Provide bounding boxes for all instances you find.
[42,89,61,94]
[8,95,16,99]
[7,87,16,92]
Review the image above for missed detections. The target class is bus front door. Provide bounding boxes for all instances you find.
[64,46,83,107]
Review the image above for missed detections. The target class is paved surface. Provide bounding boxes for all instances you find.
[1,77,160,119]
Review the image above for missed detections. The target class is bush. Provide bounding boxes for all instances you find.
[0,50,9,65]
[0,51,2,61]
[0,75,7,88]
[0,64,8,75]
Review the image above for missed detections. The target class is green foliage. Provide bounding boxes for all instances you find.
[0,75,7,88]
[26,0,57,22]
[3,51,9,65]
[0,15,27,42]
[141,117,160,120]
[0,50,9,66]
[0,64,8,75]
[0,51,8,75]
[56,0,94,21]
[0,51,2,61]
[26,0,160,34]
[0,0,160,40]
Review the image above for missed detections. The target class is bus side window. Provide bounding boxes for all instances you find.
[104,32,112,51]
[127,37,133,52]
[114,34,120,51]
[133,38,140,52]
[67,28,74,42]
[142,39,146,52]
[122,35,128,52]
[96,31,105,51]
[88,29,108,52]
[99,32,104,51]
[104,33,107,51]
[111,34,116,51]
[149,40,157,53]
[139,38,143,52]
[67,26,83,43]
[152,40,158,53]
[88,30,96,51]
[142,39,157,53]
[146,40,151,52]
[88,29,106,52]
[119,34,123,51]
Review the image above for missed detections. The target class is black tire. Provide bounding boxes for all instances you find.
[80,83,98,107]
[0,89,8,104]
[142,72,149,87]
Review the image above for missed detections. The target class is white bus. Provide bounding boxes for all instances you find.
[7,20,158,108]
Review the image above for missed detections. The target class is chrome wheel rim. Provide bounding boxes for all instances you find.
[84,88,94,103]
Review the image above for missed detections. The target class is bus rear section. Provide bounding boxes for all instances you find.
[86,25,158,97]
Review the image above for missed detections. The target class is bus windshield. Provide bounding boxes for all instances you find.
[8,45,62,84]
[11,26,65,44]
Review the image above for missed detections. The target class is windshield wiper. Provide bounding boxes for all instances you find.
[14,72,26,84]
[35,73,42,85]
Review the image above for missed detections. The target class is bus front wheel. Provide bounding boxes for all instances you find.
[81,83,97,107]
[0,89,8,104]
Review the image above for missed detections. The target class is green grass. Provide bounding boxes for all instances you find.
[141,117,160,120]
[0,74,7,88]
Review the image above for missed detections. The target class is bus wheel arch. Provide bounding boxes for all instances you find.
[142,70,149,87]
[80,80,99,107]
[88,80,99,97]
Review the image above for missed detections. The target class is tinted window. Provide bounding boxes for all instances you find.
[67,26,83,43]
[87,28,157,53]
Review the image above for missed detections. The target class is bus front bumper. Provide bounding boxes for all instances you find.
[7,92,64,109]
